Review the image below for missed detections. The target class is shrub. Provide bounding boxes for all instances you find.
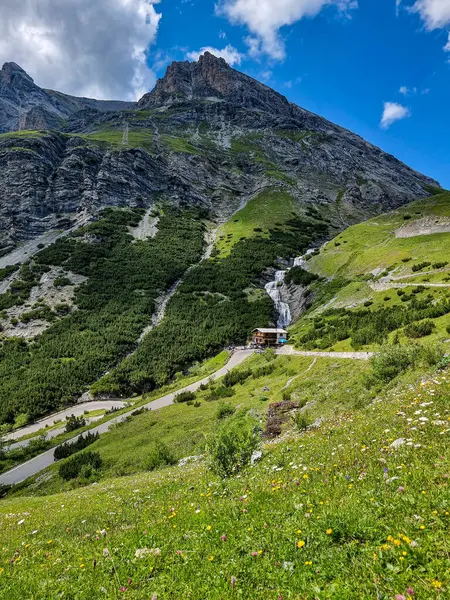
[285,266,320,287]
[421,342,445,367]
[223,369,251,388]
[432,261,448,269]
[371,344,420,382]
[295,411,311,432]
[65,414,86,433]
[404,320,435,339]
[145,441,176,471]
[412,262,431,272]
[363,301,373,307]
[384,296,391,301]
[174,390,196,403]
[53,276,72,287]
[216,402,236,420]
[207,386,235,401]
[58,451,102,481]
[208,415,260,477]
[54,432,99,460]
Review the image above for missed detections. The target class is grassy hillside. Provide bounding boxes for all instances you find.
[1,353,448,599]
[289,192,450,351]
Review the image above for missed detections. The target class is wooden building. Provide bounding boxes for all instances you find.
[252,328,288,347]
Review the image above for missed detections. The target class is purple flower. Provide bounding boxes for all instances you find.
[397,486,405,493]
[221,535,227,542]
[395,595,406,600]
[406,589,415,596]
[230,576,237,590]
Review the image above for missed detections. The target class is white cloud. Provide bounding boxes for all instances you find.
[445,32,450,50]
[411,0,450,29]
[217,0,358,60]
[0,0,161,101]
[399,85,417,95]
[186,44,243,65]
[380,102,411,129]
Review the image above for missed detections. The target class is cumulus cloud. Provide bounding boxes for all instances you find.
[0,0,161,101]
[411,0,450,29]
[380,102,411,129]
[217,0,358,60]
[186,45,243,65]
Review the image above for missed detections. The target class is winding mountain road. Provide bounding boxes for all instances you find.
[0,347,374,486]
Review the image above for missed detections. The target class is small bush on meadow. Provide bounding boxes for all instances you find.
[208,415,260,477]
[65,414,86,433]
[295,411,311,432]
[216,402,236,420]
[174,390,196,403]
[145,441,176,471]
[404,320,435,338]
[58,451,102,481]
[371,344,420,382]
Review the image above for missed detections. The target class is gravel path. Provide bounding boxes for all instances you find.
[370,281,450,292]
[278,347,374,360]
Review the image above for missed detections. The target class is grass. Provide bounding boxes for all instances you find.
[78,128,155,153]
[265,170,296,186]
[0,355,448,598]
[309,192,450,279]
[215,189,299,256]
[161,135,201,155]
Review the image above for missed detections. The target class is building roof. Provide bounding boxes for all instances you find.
[253,328,288,335]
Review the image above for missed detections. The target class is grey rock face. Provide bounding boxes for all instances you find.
[0,53,441,257]
[0,61,134,133]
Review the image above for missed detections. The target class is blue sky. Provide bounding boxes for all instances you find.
[148,0,450,188]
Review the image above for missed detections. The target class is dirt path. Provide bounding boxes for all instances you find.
[283,357,317,389]
[278,347,374,360]
[370,281,450,292]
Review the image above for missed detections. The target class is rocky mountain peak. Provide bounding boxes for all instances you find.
[0,62,34,85]
[137,52,293,116]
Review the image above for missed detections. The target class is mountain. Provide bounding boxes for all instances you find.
[0,61,135,133]
[0,53,440,256]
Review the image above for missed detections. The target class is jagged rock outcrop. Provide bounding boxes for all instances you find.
[0,61,134,133]
[0,53,441,258]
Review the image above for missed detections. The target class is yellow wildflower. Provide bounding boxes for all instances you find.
[206,525,212,531]
[326,528,333,535]
[297,540,305,548]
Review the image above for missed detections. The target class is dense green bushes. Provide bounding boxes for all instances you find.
[174,391,196,403]
[58,451,102,481]
[93,214,328,397]
[54,432,99,460]
[0,207,204,425]
[285,266,320,286]
[404,320,435,339]
[145,441,176,471]
[298,294,450,350]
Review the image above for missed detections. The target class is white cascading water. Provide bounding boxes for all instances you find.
[265,250,316,328]
[265,270,292,328]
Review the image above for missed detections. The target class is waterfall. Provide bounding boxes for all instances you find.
[265,250,317,328]
[264,270,292,328]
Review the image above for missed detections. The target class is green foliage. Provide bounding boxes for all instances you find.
[174,391,196,404]
[285,266,320,286]
[65,414,87,433]
[404,320,436,339]
[295,411,311,432]
[54,432,99,460]
[145,441,176,471]
[58,451,102,481]
[0,208,204,425]
[207,414,260,477]
[0,264,19,283]
[370,344,421,382]
[412,261,431,272]
[53,276,72,287]
[298,297,450,350]
[216,402,236,420]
